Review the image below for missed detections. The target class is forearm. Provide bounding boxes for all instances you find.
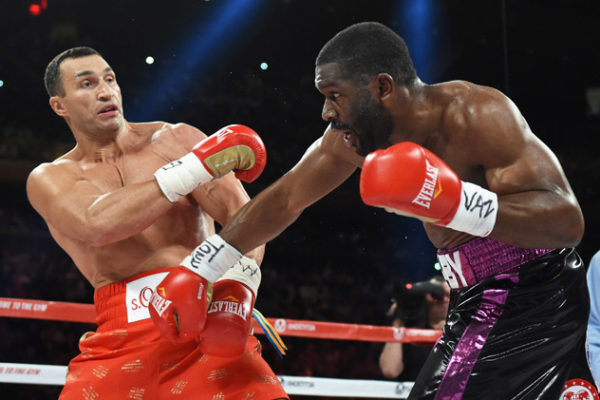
[219,183,303,254]
[192,176,267,264]
[490,191,584,248]
[379,343,404,378]
[85,180,172,246]
[244,244,265,265]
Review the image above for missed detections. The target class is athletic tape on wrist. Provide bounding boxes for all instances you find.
[446,181,498,237]
[154,153,214,202]
[180,235,242,282]
[217,256,261,295]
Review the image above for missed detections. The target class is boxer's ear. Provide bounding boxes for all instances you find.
[374,73,394,101]
[49,96,67,117]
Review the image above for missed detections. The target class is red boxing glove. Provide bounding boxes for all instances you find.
[198,256,261,358]
[149,234,243,343]
[360,142,498,237]
[154,124,267,202]
[149,266,213,343]
[192,124,267,183]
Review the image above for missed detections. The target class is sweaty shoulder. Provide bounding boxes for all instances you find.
[440,81,530,167]
[146,122,208,161]
[32,145,84,180]
[26,156,82,213]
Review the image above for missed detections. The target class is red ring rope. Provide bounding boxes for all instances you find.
[0,297,441,344]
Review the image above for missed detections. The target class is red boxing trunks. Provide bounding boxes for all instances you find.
[409,239,589,399]
[59,268,288,400]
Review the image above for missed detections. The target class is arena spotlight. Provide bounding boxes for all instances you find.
[28,0,48,16]
[260,62,268,71]
[29,3,41,16]
[393,0,440,83]
[0,80,4,88]
[145,56,155,65]
[130,0,266,121]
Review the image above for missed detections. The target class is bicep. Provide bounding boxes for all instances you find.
[469,94,573,197]
[27,165,104,239]
[485,136,572,197]
[468,94,582,245]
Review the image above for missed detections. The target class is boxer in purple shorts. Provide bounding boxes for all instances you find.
[408,239,589,399]
[157,22,589,398]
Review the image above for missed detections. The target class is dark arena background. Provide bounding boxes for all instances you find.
[1,0,599,398]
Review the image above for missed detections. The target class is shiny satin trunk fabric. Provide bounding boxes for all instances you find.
[409,248,589,400]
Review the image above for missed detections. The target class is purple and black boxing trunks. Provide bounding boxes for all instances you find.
[409,237,589,400]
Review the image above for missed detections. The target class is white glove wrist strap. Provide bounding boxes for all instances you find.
[445,181,498,237]
[217,256,261,296]
[180,234,242,282]
[154,152,214,202]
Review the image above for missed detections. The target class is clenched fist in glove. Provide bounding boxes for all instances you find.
[148,234,243,342]
[360,142,498,237]
[154,124,267,202]
[148,266,213,343]
[198,256,261,358]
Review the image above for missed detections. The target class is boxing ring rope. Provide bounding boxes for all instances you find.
[0,297,441,398]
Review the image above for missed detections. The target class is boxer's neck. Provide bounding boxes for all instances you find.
[386,81,444,146]
[72,121,132,162]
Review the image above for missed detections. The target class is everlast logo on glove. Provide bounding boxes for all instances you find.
[207,296,248,320]
[412,159,440,209]
[150,289,172,317]
[189,239,225,269]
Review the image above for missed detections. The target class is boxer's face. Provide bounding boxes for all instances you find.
[316,62,393,156]
[349,88,394,155]
[51,55,124,135]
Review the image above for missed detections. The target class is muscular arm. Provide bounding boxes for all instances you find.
[190,173,266,264]
[26,123,208,247]
[467,89,584,248]
[219,126,361,254]
[27,163,172,247]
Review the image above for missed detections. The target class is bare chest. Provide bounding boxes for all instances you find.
[428,136,487,186]
[422,143,487,249]
[81,148,167,192]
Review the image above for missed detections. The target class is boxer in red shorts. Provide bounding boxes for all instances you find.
[60,267,284,399]
[27,46,287,399]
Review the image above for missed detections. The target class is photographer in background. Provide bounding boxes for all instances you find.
[379,275,450,380]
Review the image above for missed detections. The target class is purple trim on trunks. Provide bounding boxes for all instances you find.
[434,288,511,400]
[436,237,553,289]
